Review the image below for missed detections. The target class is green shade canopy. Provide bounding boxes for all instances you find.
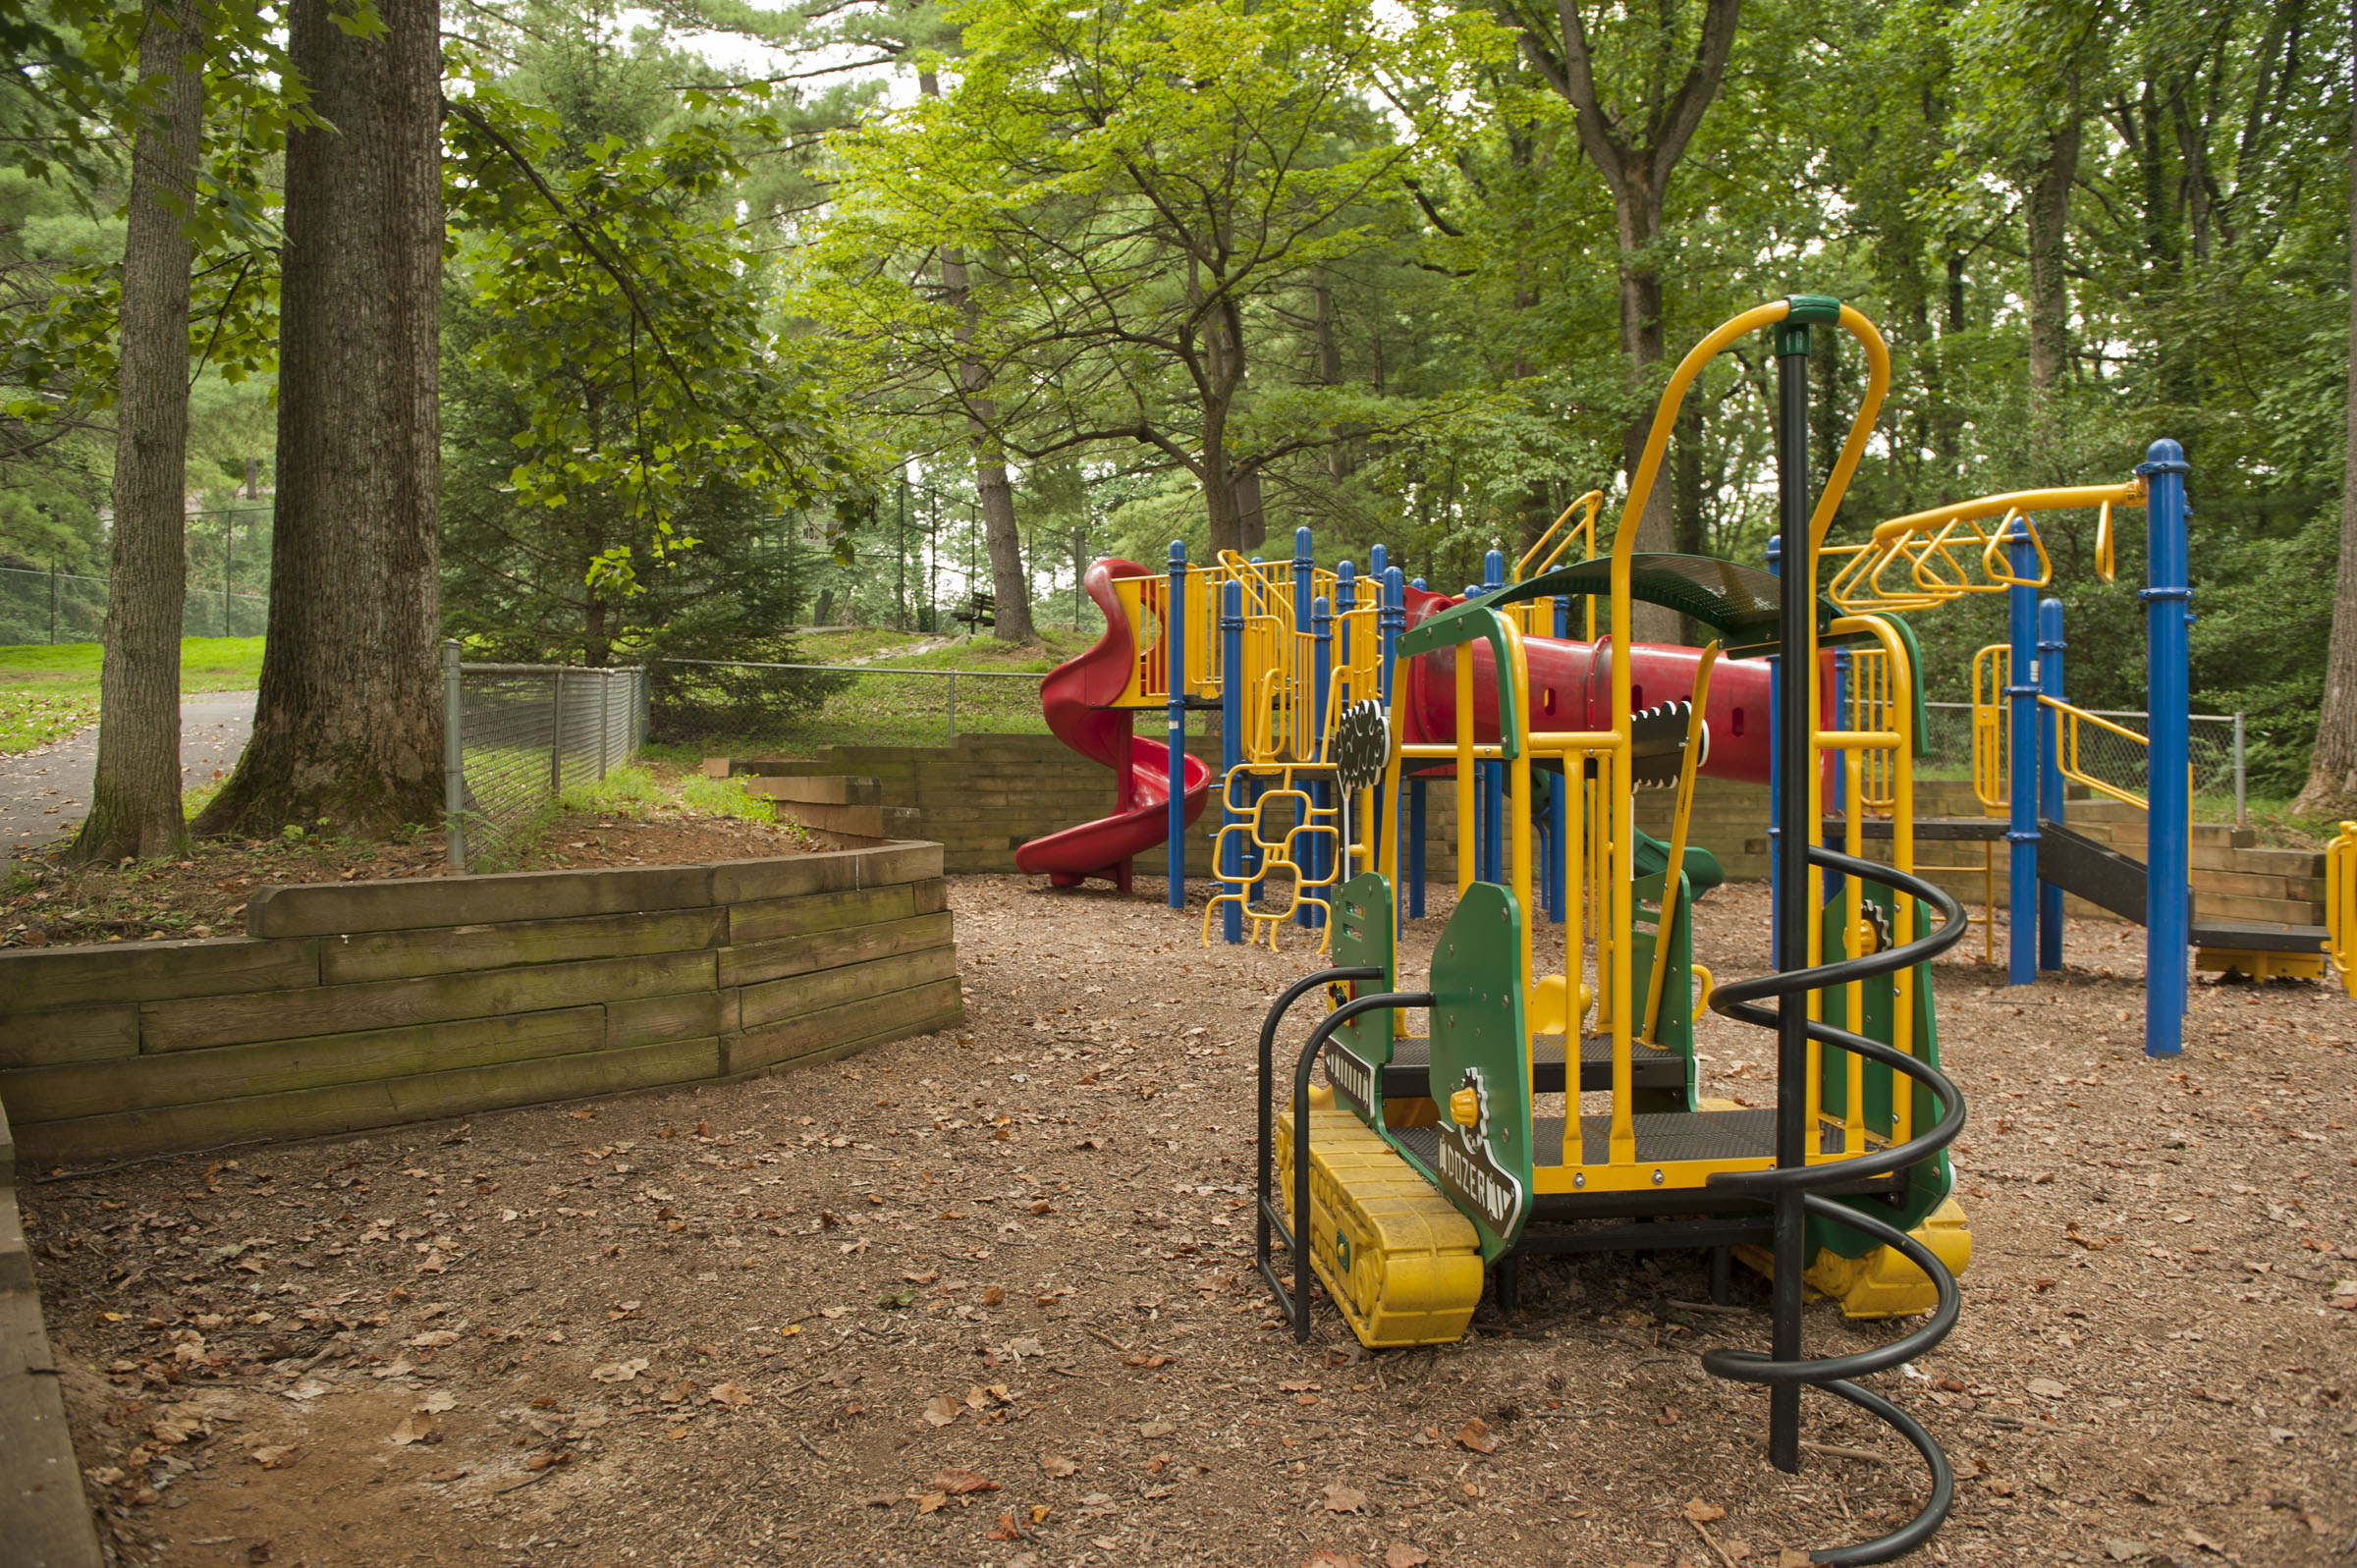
[1469,553,1840,660]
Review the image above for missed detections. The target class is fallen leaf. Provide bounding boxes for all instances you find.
[388,1412,436,1446]
[1138,1418,1176,1439]
[1040,1454,1078,1477]
[417,1391,458,1414]
[707,1382,753,1409]
[1455,1416,1499,1454]
[2026,1378,2069,1400]
[983,1286,1007,1306]
[247,1445,298,1470]
[933,1468,1001,1495]
[1385,1547,1430,1568]
[1305,1551,1361,1568]
[923,1394,959,1428]
[407,1330,459,1348]
[590,1358,648,1383]
[1322,1482,1367,1513]
[986,1514,1024,1541]
[1684,1499,1727,1523]
[916,1491,949,1514]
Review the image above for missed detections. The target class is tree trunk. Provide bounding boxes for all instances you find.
[195,0,443,839]
[73,0,201,865]
[1611,189,1679,644]
[2293,14,2357,817]
[920,67,1033,643]
[2025,96,2081,472]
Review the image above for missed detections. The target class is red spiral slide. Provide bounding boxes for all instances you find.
[1014,560,1213,890]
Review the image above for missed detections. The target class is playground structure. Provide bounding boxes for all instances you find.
[1247,297,1977,1565]
[1018,380,2335,1060]
[1008,289,2345,1562]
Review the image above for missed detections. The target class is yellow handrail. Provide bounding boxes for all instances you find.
[2043,693,2151,810]
[2327,824,2357,997]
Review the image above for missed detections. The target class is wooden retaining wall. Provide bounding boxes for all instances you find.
[0,842,962,1165]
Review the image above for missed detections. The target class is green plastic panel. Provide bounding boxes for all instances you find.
[1322,871,1398,1126]
[1394,605,1522,759]
[1417,883,1532,1260]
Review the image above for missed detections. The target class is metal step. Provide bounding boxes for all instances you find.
[1374,1033,1685,1099]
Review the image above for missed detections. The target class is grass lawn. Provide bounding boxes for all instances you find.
[0,636,266,757]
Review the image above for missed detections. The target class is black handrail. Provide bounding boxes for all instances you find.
[1704,844,1971,1565]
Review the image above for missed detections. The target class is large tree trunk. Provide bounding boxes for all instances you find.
[1511,0,1741,644]
[74,0,201,865]
[2294,15,2357,817]
[2025,96,2082,472]
[195,0,442,839]
[919,68,1034,643]
[1610,189,1679,643]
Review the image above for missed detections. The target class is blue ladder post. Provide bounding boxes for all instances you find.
[1381,563,1406,928]
[1167,541,1189,910]
[2037,596,2068,971]
[1304,593,1334,928]
[2140,440,2193,1056]
[2005,518,2040,984]
[1219,579,1245,945]
[1337,563,1357,894]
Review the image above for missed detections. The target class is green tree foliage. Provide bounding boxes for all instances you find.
[438,24,856,670]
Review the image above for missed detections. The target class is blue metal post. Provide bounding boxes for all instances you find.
[1765,533,1781,967]
[1409,575,1429,917]
[1305,593,1334,928]
[2140,440,2192,1056]
[1167,541,1188,910]
[1382,566,1406,928]
[1477,551,1506,885]
[1219,580,1245,945]
[2004,518,2040,984]
[2037,596,2068,971]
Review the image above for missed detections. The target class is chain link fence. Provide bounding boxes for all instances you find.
[1920,700,2245,819]
[441,644,649,872]
[648,658,1048,751]
[0,566,270,645]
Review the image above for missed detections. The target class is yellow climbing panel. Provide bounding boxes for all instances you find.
[1274,1107,1484,1347]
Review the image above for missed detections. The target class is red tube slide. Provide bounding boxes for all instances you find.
[1397,586,1827,784]
[1015,560,1213,890]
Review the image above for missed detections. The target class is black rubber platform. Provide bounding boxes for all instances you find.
[1389,1110,1899,1219]
[2190,919,2329,953]
[1372,1034,1686,1099]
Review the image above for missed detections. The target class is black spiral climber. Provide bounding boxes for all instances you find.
[1704,844,1971,1565]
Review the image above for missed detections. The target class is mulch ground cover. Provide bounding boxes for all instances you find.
[4,809,815,949]
[18,876,2356,1568]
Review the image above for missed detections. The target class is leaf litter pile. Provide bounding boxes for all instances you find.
[22,877,2357,1567]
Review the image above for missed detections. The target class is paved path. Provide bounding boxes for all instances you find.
[1,691,255,876]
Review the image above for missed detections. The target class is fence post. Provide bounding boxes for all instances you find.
[2232,713,2246,824]
[442,640,466,874]
[49,562,57,645]
[549,672,565,795]
[947,671,957,738]
[599,671,612,781]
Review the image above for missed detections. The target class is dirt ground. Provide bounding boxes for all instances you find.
[3,808,814,949]
[19,876,2357,1568]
